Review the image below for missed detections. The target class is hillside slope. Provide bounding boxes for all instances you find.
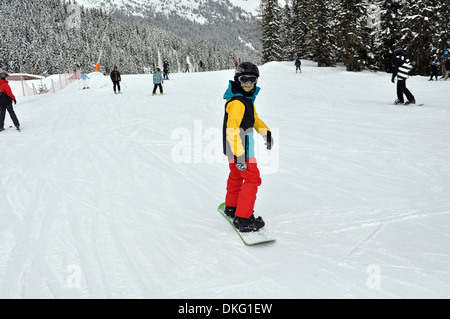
[1,62,449,298]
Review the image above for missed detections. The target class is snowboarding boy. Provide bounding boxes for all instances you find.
[152,68,164,95]
[222,62,273,232]
[110,66,121,94]
[0,72,20,132]
[391,47,415,105]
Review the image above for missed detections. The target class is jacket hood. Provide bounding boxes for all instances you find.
[223,80,260,104]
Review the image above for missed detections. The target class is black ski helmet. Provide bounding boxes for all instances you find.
[393,47,402,55]
[0,72,9,79]
[234,62,259,82]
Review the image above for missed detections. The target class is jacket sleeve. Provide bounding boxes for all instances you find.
[225,100,246,157]
[254,107,269,136]
[392,57,401,78]
[3,84,15,101]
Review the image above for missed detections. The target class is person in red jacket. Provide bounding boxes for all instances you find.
[0,72,20,132]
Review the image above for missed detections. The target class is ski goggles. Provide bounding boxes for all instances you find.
[238,75,258,84]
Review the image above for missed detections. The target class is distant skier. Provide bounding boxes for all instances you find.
[185,63,190,73]
[110,66,121,94]
[391,47,415,105]
[429,62,439,81]
[163,61,169,80]
[222,62,273,233]
[152,68,164,95]
[80,72,90,89]
[440,50,449,78]
[198,60,204,71]
[444,58,450,80]
[0,72,20,132]
[294,57,302,73]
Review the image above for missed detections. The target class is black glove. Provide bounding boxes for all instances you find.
[391,77,395,83]
[13,99,16,104]
[264,131,273,150]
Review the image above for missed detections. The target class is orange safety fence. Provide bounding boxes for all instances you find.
[48,69,81,94]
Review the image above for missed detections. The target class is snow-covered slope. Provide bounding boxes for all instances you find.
[1,62,449,298]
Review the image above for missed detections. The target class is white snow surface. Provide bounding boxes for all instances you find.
[1,61,450,298]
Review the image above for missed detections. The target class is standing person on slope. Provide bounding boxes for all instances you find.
[152,68,164,95]
[0,72,20,132]
[222,62,273,233]
[80,72,90,89]
[163,60,169,80]
[391,47,415,105]
[295,57,302,73]
[110,66,121,94]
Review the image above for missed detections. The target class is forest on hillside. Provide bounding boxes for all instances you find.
[260,0,449,75]
[0,0,261,75]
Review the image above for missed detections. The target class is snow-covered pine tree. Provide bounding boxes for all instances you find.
[430,0,449,69]
[335,0,371,71]
[280,2,295,60]
[306,0,337,67]
[400,0,436,75]
[290,0,310,59]
[260,0,283,63]
[374,0,404,73]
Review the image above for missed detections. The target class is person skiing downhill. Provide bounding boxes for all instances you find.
[222,62,273,233]
[110,66,121,94]
[80,72,90,89]
[391,47,415,105]
[0,72,20,132]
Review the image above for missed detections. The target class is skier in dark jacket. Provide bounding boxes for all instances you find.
[441,50,449,78]
[0,72,20,132]
[444,59,450,80]
[110,66,121,94]
[222,62,273,233]
[163,61,169,80]
[295,57,302,73]
[429,62,439,81]
[391,47,415,105]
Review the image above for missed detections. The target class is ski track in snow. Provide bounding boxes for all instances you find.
[1,61,450,298]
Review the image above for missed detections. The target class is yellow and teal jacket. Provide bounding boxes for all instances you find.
[222,81,269,160]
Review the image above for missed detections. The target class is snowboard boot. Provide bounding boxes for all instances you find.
[224,206,236,218]
[394,99,404,105]
[404,100,415,105]
[16,125,21,132]
[0,128,4,132]
[233,214,265,233]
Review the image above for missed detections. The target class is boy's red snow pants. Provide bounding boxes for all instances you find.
[225,157,262,219]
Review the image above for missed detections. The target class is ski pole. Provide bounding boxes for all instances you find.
[101,82,110,88]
